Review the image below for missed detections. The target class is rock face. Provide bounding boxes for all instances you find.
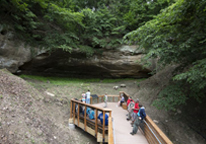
[0,32,44,73]
[0,33,153,78]
[20,46,152,78]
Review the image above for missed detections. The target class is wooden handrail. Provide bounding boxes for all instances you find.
[144,115,173,144]
[108,117,114,144]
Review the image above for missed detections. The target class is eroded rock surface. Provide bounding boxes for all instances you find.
[0,32,153,78]
[20,45,152,78]
[0,32,44,73]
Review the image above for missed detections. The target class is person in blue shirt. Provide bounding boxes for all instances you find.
[82,107,91,116]
[130,104,146,135]
[86,107,91,115]
[98,113,108,126]
[89,108,95,120]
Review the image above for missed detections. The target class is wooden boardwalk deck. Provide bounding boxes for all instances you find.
[93,102,149,144]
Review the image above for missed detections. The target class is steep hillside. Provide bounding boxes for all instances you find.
[134,66,206,144]
[0,69,96,144]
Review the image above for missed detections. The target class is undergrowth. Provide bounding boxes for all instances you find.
[20,75,140,85]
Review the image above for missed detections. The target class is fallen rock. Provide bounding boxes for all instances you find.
[120,84,126,87]
[153,120,159,124]
[113,86,119,90]
[45,91,55,97]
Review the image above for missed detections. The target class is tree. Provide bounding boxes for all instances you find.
[125,0,206,111]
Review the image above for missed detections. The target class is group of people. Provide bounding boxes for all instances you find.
[79,91,146,134]
[126,96,146,135]
[81,90,91,104]
[75,98,109,126]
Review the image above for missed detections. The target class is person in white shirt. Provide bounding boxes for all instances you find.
[86,90,91,104]
[104,93,108,108]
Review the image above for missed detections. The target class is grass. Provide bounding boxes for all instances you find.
[20,75,140,85]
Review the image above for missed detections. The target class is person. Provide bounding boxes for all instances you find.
[88,108,95,120]
[98,112,108,126]
[130,104,146,135]
[86,107,91,115]
[120,95,125,106]
[126,97,135,121]
[118,95,125,106]
[86,90,91,104]
[104,93,108,108]
[82,107,91,116]
[131,99,139,125]
[75,103,83,114]
[82,92,86,103]
[127,96,133,107]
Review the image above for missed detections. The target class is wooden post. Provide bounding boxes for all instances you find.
[109,111,112,117]
[77,103,80,126]
[113,96,114,102]
[97,97,99,103]
[73,102,75,124]
[91,97,93,104]
[95,109,98,137]
[103,111,105,141]
[70,100,73,118]
[84,106,87,131]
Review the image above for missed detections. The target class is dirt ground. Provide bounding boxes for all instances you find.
[0,68,205,144]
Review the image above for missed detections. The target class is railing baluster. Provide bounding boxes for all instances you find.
[95,109,98,137]
[70,101,73,118]
[103,111,105,142]
[84,105,87,131]
[73,102,75,124]
[77,103,80,126]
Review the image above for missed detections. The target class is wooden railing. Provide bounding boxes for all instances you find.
[90,95,120,104]
[119,91,173,144]
[144,116,173,144]
[69,97,116,143]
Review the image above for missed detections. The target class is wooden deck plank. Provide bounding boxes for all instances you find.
[93,102,149,144]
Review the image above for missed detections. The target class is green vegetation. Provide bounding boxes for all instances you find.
[125,0,206,111]
[20,74,136,85]
[0,0,172,54]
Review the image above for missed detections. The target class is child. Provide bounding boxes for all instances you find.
[104,93,108,108]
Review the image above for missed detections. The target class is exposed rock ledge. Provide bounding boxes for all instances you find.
[0,33,154,78]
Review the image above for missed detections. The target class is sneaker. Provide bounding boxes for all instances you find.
[130,132,134,135]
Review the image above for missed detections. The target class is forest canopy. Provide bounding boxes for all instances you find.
[0,0,172,54]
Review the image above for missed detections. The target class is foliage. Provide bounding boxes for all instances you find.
[20,75,136,85]
[125,0,206,111]
[0,0,172,55]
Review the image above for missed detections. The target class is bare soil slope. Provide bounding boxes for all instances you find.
[0,69,97,144]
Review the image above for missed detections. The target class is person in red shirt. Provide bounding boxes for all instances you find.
[131,99,139,125]
[127,96,133,106]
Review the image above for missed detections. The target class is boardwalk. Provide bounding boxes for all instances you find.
[93,102,149,144]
